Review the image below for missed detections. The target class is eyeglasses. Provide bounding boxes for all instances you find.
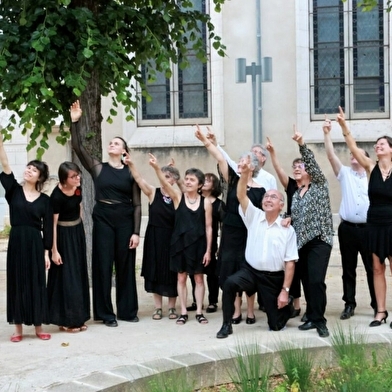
[263,194,283,202]
[292,163,305,170]
[68,174,81,179]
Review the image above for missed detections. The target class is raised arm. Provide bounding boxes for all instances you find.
[69,101,100,173]
[292,126,325,184]
[0,133,11,174]
[149,153,182,208]
[322,116,342,177]
[124,152,155,203]
[266,136,289,189]
[336,106,374,173]
[237,156,251,214]
[195,126,229,182]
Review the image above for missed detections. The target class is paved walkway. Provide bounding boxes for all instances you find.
[1,235,392,391]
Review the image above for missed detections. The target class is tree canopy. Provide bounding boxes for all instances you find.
[0,0,226,158]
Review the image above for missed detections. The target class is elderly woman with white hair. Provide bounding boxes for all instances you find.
[195,126,265,325]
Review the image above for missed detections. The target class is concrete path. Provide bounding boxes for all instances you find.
[1,236,392,391]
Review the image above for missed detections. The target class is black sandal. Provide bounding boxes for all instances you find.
[196,313,208,324]
[176,314,188,325]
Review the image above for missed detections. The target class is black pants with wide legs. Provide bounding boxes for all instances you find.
[299,237,331,325]
[222,263,291,331]
[92,202,138,322]
[338,221,376,310]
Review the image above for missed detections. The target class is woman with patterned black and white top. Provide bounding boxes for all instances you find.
[291,127,334,338]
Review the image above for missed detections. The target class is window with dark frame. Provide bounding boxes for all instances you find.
[139,0,210,125]
[310,0,388,118]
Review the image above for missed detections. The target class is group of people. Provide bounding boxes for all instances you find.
[2,102,392,342]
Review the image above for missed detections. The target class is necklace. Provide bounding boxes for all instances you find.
[381,166,392,180]
[161,189,172,204]
[246,180,254,191]
[186,194,198,204]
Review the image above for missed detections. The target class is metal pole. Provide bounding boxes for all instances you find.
[256,0,262,144]
[251,63,257,144]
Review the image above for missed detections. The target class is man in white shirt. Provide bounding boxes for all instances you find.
[218,143,277,190]
[216,158,298,338]
[323,118,376,320]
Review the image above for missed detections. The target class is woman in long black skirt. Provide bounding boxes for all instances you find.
[47,162,90,332]
[0,134,53,342]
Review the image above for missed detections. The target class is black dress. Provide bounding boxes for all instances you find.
[170,195,207,274]
[217,166,265,287]
[47,186,90,327]
[141,188,177,297]
[0,172,53,326]
[367,163,392,262]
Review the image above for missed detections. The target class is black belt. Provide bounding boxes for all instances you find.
[342,219,366,228]
[259,270,284,276]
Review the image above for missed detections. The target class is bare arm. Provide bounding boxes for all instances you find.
[124,152,155,203]
[266,136,289,188]
[149,153,182,208]
[322,116,342,177]
[0,133,11,174]
[277,261,295,309]
[195,126,229,182]
[336,106,374,174]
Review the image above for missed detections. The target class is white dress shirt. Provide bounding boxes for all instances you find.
[239,201,298,271]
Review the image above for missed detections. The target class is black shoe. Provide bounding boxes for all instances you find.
[300,312,308,323]
[206,304,218,313]
[126,316,139,323]
[258,305,266,312]
[186,302,197,311]
[298,321,317,331]
[231,314,242,324]
[216,322,233,339]
[340,305,355,320]
[104,319,118,327]
[246,315,256,324]
[316,323,330,338]
[290,308,301,318]
[369,310,388,327]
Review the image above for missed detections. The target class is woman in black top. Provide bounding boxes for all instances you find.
[0,134,53,342]
[70,101,141,327]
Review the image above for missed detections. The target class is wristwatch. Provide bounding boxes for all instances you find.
[282,287,290,293]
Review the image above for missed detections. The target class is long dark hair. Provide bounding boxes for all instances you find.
[27,160,49,191]
[204,172,222,198]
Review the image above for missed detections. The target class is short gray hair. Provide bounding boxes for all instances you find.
[239,152,260,178]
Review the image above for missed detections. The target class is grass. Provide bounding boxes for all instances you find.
[0,224,10,238]
[198,324,392,391]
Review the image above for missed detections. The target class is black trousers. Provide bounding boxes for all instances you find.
[92,202,138,321]
[299,237,331,324]
[338,221,376,310]
[222,263,291,331]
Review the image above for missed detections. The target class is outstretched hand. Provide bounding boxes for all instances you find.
[336,106,346,127]
[322,114,332,134]
[292,124,304,146]
[206,127,217,146]
[123,151,132,166]
[266,136,274,153]
[70,100,82,123]
[148,153,159,169]
[238,154,252,175]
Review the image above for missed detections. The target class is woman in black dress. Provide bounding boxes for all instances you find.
[47,162,90,332]
[126,156,179,320]
[337,106,392,327]
[0,134,53,342]
[149,153,212,325]
[70,101,141,327]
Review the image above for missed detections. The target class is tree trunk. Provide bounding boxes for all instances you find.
[72,69,103,279]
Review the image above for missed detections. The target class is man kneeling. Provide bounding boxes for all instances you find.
[217,157,298,338]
